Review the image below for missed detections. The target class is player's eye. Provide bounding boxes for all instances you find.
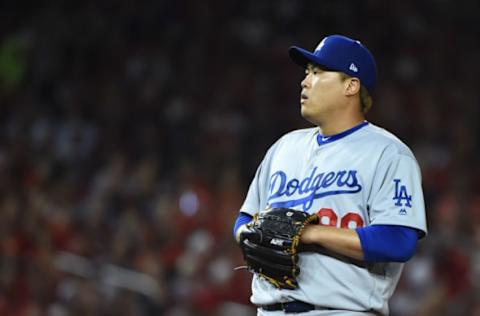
[312,67,323,75]
[305,66,321,76]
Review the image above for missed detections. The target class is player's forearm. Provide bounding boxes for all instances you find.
[301,225,364,260]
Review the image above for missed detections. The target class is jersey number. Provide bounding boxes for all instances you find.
[316,208,364,229]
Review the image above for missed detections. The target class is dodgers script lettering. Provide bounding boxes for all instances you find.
[267,167,362,211]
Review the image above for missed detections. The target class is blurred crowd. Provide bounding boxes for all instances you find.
[0,1,479,315]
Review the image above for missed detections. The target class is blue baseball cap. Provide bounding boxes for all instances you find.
[289,35,377,92]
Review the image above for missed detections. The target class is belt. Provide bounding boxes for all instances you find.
[260,300,332,313]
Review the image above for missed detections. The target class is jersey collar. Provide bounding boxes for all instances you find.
[316,121,369,146]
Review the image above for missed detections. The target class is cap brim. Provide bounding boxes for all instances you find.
[289,46,332,70]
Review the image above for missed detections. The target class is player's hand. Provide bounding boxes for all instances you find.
[236,224,254,243]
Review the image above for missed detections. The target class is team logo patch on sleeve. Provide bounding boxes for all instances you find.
[393,179,412,215]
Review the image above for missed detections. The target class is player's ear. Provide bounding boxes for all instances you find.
[344,77,361,96]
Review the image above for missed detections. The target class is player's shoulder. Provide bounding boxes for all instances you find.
[363,123,415,158]
[275,127,318,145]
[281,127,318,139]
[265,127,317,153]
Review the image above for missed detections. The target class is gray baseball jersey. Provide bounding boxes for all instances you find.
[239,121,427,315]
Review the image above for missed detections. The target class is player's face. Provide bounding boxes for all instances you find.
[300,64,347,124]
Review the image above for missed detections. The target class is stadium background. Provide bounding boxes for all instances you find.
[0,1,479,315]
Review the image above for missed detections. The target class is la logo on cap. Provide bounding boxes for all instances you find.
[315,39,326,52]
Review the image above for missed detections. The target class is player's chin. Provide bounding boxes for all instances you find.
[300,108,319,125]
[300,106,312,119]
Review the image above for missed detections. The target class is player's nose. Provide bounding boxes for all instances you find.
[301,77,309,89]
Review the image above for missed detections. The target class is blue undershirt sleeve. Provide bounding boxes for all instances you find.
[233,212,254,238]
[356,225,419,262]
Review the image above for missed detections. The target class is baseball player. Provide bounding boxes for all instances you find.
[233,34,427,315]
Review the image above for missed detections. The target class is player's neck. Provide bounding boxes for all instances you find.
[317,115,365,136]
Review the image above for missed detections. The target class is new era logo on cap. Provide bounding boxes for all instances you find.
[349,63,358,72]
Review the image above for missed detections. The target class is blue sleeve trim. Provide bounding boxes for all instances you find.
[356,225,418,262]
[233,212,253,238]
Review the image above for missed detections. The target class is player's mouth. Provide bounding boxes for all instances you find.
[300,93,308,104]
